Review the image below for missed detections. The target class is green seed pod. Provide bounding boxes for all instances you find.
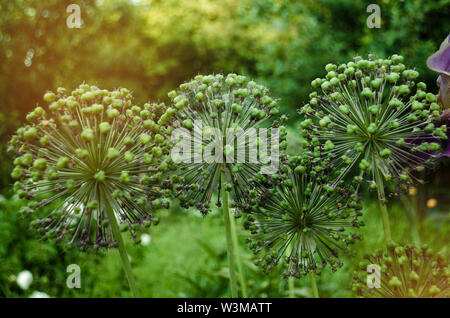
[106,148,120,160]
[24,127,37,140]
[380,148,392,158]
[99,122,111,134]
[152,146,162,158]
[124,151,135,163]
[56,157,70,169]
[94,170,105,182]
[43,92,56,102]
[81,128,94,141]
[119,171,130,183]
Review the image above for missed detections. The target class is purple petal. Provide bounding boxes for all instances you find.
[437,74,450,109]
[427,34,450,76]
[442,109,450,125]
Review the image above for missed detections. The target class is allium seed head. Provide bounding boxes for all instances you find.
[167,74,287,215]
[353,242,449,298]
[300,55,446,195]
[9,85,175,250]
[242,152,363,277]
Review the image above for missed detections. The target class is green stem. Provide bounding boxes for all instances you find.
[286,243,295,298]
[229,212,248,298]
[374,169,392,244]
[378,202,392,243]
[411,213,422,244]
[400,196,421,243]
[102,189,139,298]
[416,171,427,222]
[288,277,295,298]
[309,272,319,298]
[221,169,239,298]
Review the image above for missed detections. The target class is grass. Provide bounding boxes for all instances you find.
[0,194,448,298]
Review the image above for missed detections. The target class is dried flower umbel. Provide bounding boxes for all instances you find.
[300,54,445,191]
[167,74,287,297]
[353,242,449,298]
[8,85,175,296]
[169,73,286,215]
[299,54,446,243]
[243,152,363,296]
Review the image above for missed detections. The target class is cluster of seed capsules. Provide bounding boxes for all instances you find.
[299,54,447,195]
[8,84,176,250]
[353,242,450,298]
[167,73,288,215]
[241,148,363,277]
[7,68,449,295]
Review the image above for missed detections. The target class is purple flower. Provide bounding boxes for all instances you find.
[441,109,450,158]
[427,34,450,110]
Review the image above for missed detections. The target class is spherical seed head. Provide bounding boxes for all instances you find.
[353,242,449,298]
[243,153,362,277]
[300,55,446,196]
[9,85,175,250]
[167,74,287,215]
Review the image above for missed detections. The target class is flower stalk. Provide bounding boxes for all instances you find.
[102,188,139,297]
[286,243,295,298]
[374,162,392,244]
[288,277,295,298]
[221,169,238,298]
[309,272,319,298]
[229,211,248,298]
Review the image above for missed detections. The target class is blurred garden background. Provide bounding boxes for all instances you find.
[0,0,449,297]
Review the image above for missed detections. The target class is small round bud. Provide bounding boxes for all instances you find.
[81,128,94,141]
[43,92,56,102]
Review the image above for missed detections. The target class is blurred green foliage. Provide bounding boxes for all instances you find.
[1,0,449,190]
[0,194,448,297]
[0,0,449,297]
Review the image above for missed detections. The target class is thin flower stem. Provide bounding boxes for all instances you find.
[229,212,248,298]
[102,190,139,298]
[221,169,239,298]
[286,243,295,298]
[374,168,392,244]
[410,214,422,244]
[400,196,421,243]
[378,202,392,243]
[288,277,295,298]
[416,178,427,221]
[309,272,319,298]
